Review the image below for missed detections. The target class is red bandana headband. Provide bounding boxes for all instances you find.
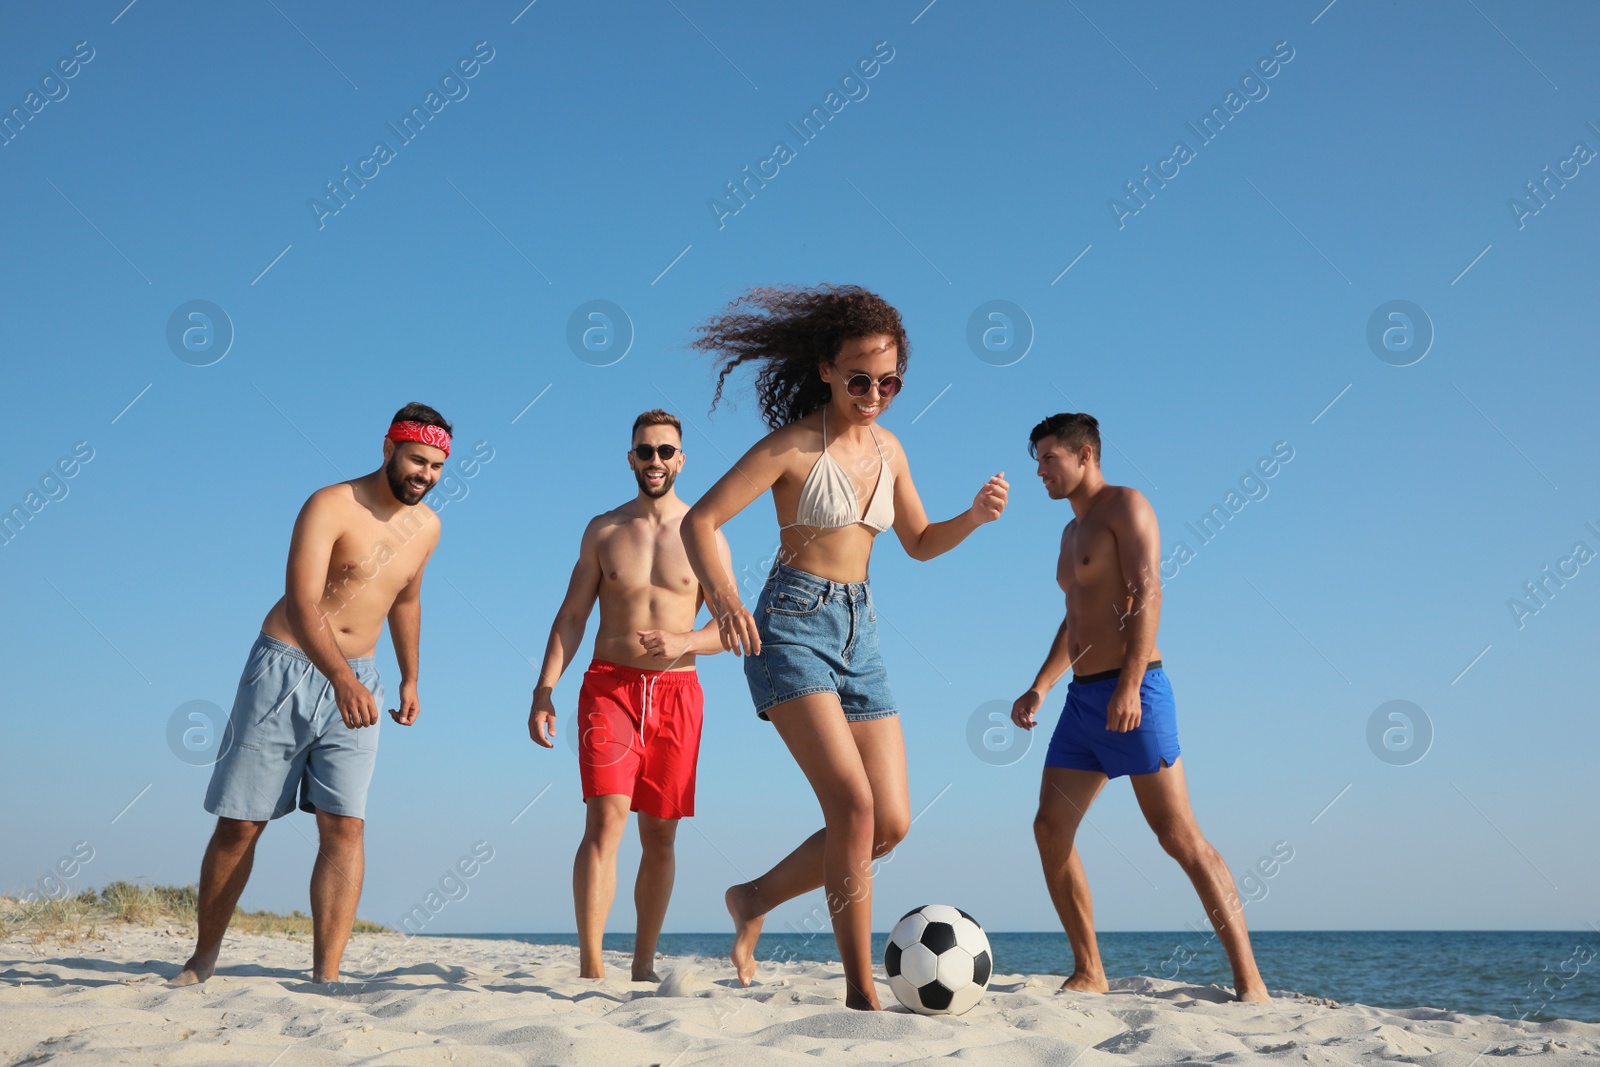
[386,420,452,456]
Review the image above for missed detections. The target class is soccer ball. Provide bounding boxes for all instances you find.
[884,904,992,1015]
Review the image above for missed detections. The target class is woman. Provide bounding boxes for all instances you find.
[681,285,1008,1009]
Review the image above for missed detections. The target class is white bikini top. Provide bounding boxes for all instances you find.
[779,408,895,533]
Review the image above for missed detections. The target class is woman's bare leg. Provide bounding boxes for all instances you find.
[727,704,908,1009]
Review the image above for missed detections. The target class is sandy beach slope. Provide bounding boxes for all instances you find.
[3,925,1598,1066]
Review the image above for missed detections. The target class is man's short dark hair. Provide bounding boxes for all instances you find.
[392,399,454,438]
[1028,412,1100,463]
[391,402,452,437]
[632,409,682,440]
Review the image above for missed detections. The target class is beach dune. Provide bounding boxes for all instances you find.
[3,924,1597,1065]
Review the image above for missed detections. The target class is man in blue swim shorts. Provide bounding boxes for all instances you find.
[1011,413,1269,1002]
[169,403,449,988]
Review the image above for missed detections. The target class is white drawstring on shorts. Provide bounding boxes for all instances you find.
[640,673,659,748]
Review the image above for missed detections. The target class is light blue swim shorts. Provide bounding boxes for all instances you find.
[204,633,384,821]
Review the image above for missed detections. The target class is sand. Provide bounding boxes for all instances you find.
[3,924,1598,1066]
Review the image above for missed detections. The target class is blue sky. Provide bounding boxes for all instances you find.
[2,1,1596,944]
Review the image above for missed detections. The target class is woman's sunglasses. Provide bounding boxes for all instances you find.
[845,373,903,399]
[633,444,679,461]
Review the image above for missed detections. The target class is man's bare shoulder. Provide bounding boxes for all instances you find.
[585,504,638,538]
[405,502,443,544]
[302,483,440,531]
[307,481,357,505]
[299,482,360,522]
[1098,484,1151,514]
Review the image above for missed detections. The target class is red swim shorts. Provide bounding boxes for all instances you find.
[575,659,704,820]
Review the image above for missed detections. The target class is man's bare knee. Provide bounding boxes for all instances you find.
[1034,807,1078,847]
[637,816,678,853]
[315,813,365,847]
[1153,821,1206,868]
[582,800,630,847]
[214,817,267,849]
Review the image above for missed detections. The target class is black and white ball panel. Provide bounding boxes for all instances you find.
[884,904,993,1015]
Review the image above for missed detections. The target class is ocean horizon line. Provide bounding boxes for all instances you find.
[422,928,1600,937]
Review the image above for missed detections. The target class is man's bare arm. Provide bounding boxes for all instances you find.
[1030,616,1076,695]
[388,543,435,684]
[283,488,375,727]
[1013,615,1072,731]
[1031,524,1079,693]
[535,517,604,692]
[1014,526,1075,730]
[529,517,603,746]
[1104,489,1163,732]
[386,535,437,726]
[1112,489,1163,681]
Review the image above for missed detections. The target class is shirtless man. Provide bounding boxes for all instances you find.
[529,409,732,982]
[1011,412,1269,1002]
[170,403,448,987]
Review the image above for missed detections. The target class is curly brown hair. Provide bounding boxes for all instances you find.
[692,285,910,429]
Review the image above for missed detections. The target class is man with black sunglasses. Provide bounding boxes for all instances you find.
[527,409,733,983]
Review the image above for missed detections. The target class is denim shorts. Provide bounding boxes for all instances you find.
[204,633,384,821]
[744,562,898,722]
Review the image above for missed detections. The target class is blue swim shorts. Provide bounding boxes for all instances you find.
[744,562,898,723]
[1044,661,1179,779]
[204,633,385,821]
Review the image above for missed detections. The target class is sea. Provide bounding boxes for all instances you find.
[446,930,1600,1023]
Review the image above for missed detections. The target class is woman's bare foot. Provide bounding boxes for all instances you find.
[631,965,660,982]
[1235,981,1271,1003]
[844,981,881,1011]
[167,948,219,987]
[726,883,765,986]
[1060,968,1109,993]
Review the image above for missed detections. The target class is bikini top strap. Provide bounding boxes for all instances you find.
[868,421,887,462]
[820,406,828,450]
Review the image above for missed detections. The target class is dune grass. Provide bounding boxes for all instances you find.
[1,882,389,943]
